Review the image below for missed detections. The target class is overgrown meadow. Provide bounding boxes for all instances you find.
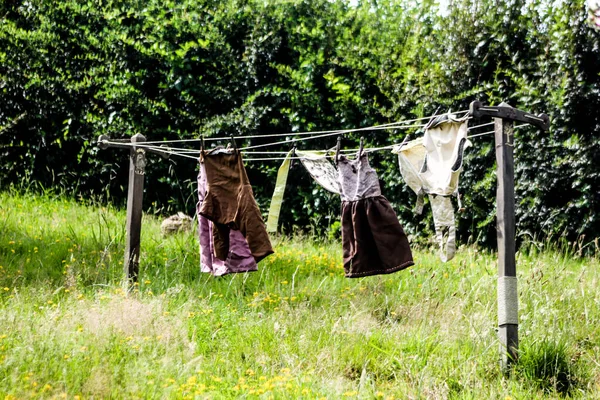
[0,190,599,399]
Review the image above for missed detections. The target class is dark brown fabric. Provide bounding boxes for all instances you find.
[341,195,414,278]
[200,149,274,263]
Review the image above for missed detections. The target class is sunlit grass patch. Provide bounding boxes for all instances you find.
[516,338,584,395]
[0,190,599,398]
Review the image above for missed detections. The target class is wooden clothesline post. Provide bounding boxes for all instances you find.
[123,134,146,284]
[98,134,169,287]
[470,101,550,372]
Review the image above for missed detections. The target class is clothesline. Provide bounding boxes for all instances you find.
[242,123,529,161]
[100,123,417,156]
[242,148,397,162]
[99,126,401,156]
[97,121,525,162]
[98,139,395,161]
[238,122,435,151]
[210,122,425,142]
[140,110,470,145]
[467,123,528,138]
[146,129,477,162]
[98,120,493,157]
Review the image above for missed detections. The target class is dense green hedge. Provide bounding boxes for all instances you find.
[1,0,598,248]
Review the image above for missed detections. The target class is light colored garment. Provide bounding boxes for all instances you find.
[421,113,471,195]
[393,138,427,214]
[429,195,456,263]
[266,150,293,233]
[393,113,470,262]
[295,150,341,194]
[337,152,381,201]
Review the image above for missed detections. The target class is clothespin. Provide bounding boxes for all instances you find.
[358,137,365,157]
[397,134,410,150]
[335,135,342,162]
[457,191,465,213]
[198,134,206,163]
[425,106,443,130]
[230,135,237,150]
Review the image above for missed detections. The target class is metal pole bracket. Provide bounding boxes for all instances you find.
[470,101,550,131]
[97,134,171,159]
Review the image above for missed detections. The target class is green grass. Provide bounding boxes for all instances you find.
[0,190,599,399]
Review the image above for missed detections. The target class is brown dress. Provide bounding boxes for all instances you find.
[200,149,274,263]
[337,151,414,278]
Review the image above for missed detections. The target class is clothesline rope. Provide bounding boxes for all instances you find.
[99,125,415,155]
[98,120,492,156]
[99,121,525,162]
[140,110,470,145]
[122,123,427,154]
[208,121,426,141]
[241,124,530,161]
[237,123,429,151]
[101,140,203,161]
[467,123,528,138]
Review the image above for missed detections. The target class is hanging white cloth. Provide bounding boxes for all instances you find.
[393,137,427,214]
[420,113,471,196]
[295,150,341,194]
[393,112,470,262]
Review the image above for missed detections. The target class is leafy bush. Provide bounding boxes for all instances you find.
[1,0,598,248]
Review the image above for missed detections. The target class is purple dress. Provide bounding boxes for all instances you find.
[197,162,257,276]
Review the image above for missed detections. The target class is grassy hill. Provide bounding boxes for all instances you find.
[0,191,598,399]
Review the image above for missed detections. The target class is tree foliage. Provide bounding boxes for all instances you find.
[1,0,598,247]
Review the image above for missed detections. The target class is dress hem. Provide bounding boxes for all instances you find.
[344,260,414,278]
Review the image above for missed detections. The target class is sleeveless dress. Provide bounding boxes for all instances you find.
[337,151,414,278]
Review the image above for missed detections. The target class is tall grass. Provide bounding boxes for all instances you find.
[0,190,598,398]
